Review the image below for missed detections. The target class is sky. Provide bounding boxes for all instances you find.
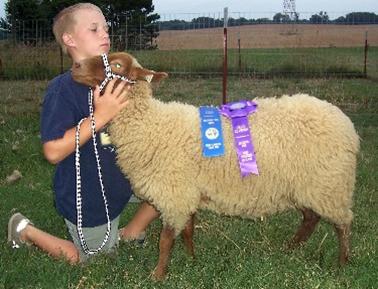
[0,0,377,20]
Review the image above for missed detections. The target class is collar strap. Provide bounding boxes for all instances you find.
[98,53,136,92]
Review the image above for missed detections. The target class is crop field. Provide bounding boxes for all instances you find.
[157,24,378,50]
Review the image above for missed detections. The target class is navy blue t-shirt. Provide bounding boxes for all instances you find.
[41,71,132,227]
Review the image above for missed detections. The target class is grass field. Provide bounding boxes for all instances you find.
[0,74,377,288]
[133,46,378,78]
[1,43,377,79]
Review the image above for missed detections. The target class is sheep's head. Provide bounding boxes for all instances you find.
[71,52,168,87]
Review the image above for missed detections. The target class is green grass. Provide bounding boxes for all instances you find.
[0,77,377,288]
[133,47,376,78]
[1,43,377,79]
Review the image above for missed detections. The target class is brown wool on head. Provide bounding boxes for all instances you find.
[72,52,168,87]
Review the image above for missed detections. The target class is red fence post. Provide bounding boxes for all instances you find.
[222,7,228,105]
[364,31,368,78]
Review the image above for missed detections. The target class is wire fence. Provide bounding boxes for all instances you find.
[0,11,377,80]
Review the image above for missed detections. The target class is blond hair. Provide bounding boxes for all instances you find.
[52,3,102,54]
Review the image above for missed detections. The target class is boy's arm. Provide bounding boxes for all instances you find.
[43,79,129,164]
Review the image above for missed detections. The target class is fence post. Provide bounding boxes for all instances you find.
[125,15,128,51]
[111,19,114,48]
[363,31,368,78]
[222,7,228,105]
[11,4,16,45]
[36,20,38,45]
[139,16,142,50]
[238,31,241,74]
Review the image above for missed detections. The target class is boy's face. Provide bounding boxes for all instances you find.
[66,8,110,61]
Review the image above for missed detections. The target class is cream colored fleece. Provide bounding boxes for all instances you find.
[109,82,359,234]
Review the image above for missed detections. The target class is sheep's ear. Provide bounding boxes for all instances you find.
[130,67,168,83]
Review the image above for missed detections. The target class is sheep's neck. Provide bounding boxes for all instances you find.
[109,87,159,148]
[115,81,154,120]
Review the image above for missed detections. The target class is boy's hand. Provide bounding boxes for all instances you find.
[42,80,131,164]
[93,78,130,128]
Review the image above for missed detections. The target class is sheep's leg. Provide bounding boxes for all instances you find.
[289,208,320,248]
[334,223,350,266]
[152,226,175,281]
[181,214,195,258]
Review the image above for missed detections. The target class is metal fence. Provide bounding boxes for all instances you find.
[0,11,377,80]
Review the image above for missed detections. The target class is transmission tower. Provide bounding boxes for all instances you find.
[283,0,296,21]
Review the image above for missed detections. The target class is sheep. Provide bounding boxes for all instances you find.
[72,52,360,280]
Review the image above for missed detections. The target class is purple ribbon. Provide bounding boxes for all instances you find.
[220,100,259,177]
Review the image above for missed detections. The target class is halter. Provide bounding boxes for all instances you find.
[74,53,134,255]
[98,53,136,92]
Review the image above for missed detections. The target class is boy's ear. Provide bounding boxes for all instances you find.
[62,32,75,48]
[130,67,168,83]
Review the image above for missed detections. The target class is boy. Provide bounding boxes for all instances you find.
[7,3,158,263]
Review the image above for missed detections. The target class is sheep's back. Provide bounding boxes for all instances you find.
[197,94,359,220]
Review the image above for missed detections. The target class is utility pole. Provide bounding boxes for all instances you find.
[283,0,296,21]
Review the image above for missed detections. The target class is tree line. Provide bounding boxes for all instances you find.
[159,12,378,30]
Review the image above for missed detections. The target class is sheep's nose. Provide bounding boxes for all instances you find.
[74,62,81,69]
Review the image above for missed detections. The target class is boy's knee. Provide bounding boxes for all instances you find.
[66,248,80,264]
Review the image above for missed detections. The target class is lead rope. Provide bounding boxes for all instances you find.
[75,54,136,255]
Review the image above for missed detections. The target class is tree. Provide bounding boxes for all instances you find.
[5,0,46,43]
[334,16,346,24]
[40,0,101,19]
[158,19,188,30]
[344,12,378,24]
[4,0,160,49]
[0,18,11,40]
[5,0,42,20]
[98,0,160,50]
[273,13,290,23]
[309,11,329,24]
[255,18,270,24]
[0,17,10,30]
[238,17,250,26]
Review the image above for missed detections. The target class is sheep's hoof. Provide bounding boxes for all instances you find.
[151,267,167,281]
[339,254,349,266]
[285,239,305,251]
